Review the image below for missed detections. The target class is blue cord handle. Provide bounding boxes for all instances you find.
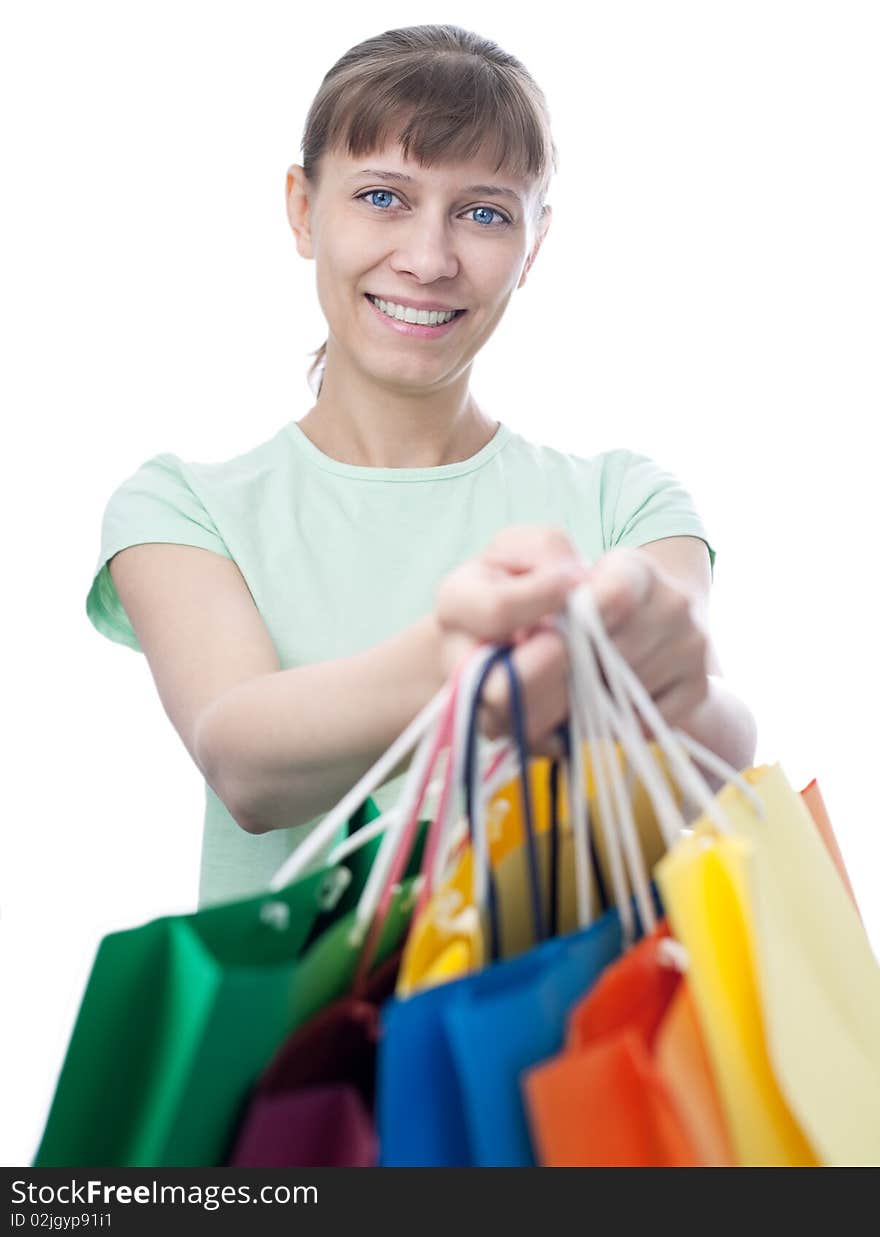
[552,722,610,921]
[499,648,546,945]
[463,647,509,960]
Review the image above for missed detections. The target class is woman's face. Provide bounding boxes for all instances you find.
[287,140,551,392]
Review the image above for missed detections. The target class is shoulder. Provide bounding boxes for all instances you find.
[499,432,666,500]
[107,421,298,507]
[597,447,715,573]
[499,428,613,483]
[504,432,713,566]
[88,425,296,652]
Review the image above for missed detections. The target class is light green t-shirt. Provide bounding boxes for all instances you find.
[86,419,715,909]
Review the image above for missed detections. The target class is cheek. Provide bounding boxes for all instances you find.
[313,218,373,276]
[466,247,528,302]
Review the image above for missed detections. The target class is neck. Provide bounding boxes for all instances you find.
[297,344,499,468]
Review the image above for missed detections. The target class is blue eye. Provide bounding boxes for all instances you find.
[362,189,397,210]
[468,206,509,227]
[357,190,511,227]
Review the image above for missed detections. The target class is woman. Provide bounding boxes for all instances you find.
[86,24,757,910]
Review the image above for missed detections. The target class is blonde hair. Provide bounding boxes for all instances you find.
[297,24,559,395]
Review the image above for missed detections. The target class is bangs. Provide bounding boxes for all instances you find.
[308,54,555,197]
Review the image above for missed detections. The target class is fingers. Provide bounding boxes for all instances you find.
[481,525,582,574]
[647,671,711,730]
[605,576,688,668]
[435,558,585,643]
[435,539,713,759]
[528,733,567,761]
[582,547,656,633]
[476,627,571,751]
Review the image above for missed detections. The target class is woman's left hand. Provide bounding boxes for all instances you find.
[581,546,711,731]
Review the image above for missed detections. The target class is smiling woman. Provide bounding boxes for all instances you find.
[86,23,755,912]
[293,22,555,401]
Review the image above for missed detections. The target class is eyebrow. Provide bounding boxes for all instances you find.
[344,169,524,205]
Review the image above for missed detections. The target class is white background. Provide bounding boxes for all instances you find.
[2,1,878,1167]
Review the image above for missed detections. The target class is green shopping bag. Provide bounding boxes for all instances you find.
[36,799,420,1168]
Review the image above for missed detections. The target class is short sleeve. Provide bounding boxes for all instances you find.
[602,449,716,580]
[86,452,234,652]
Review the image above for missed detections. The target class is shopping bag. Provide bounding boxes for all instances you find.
[36,798,411,1168]
[226,1086,376,1169]
[283,852,423,1033]
[800,777,861,915]
[654,981,737,1167]
[395,646,520,997]
[224,665,457,1170]
[257,945,401,1105]
[488,743,679,960]
[523,924,703,1166]
[562,579,880,1166]
[555,584,816,1166]
[395,845,485,996]
[382,644,657,1167]
[704,764,880,1167]
[378,904,625,1166]
[227,947,402,1167]
[656,826,819,1166]
[35,866,329,1167]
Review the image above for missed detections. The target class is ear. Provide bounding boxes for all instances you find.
[517,204,552,290]
[286,164,314,259]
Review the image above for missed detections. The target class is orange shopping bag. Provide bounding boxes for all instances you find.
[523,923,706,1166]
[800,778,861,916]
[654,981,737,1167]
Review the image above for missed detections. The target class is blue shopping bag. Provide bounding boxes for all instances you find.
[377,646,639,1167]
[377,906,624,1166]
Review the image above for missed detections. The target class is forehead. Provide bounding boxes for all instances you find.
[325,140,534,204]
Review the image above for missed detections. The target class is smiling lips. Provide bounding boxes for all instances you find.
[364,293,467,338]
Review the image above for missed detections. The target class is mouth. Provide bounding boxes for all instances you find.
[364,293,467,338]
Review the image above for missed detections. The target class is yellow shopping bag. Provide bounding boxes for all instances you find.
[490,744,681,959]
[396,845,485,998]
[656,826,818,1166]
[711,764,880,1167]
[398,742,681,994]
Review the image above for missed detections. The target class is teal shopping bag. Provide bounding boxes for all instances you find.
[36,799,420,1168]
[35,869,326,1167]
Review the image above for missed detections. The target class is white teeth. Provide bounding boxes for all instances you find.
[370,295,458,326]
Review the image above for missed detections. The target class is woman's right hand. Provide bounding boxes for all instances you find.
[433,526,590,758]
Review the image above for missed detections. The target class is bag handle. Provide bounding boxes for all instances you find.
[349,654,467,966]
[555,578,767,958]
[564,605,641,943]
[551,724,612,928]
[498,647,547,944]
[425,645,504,903]
[351,642,501,988]
[569,583,764,828]
[268,682,450,892]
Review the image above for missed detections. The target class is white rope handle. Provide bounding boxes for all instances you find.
[569,585,739,836]
[431,645,499,900]
[352,643,500,946]
[560,575,767,946]
[268,682,450,892]
[565,606,637,943]
[560,612,593,929]
[582,603,687,852]
[348,696,448,946]
[581,625,658,939]
[326,737,516,868]
[672,729,765,818]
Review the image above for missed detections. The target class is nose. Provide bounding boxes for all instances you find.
[388,207,461,285]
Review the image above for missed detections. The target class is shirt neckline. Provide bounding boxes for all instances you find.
[284,419,512,482]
